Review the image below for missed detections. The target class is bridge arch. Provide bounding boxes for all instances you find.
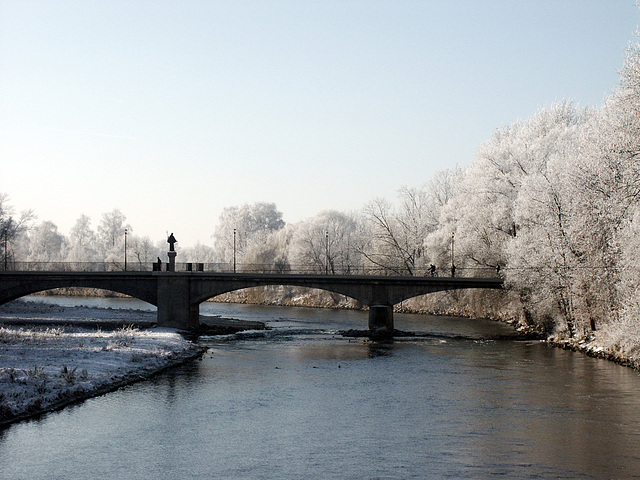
[202,284,361,307]
[190,282,363,307]
[0,273,158,308]
[187,274,504,311]
[0,287,153,308]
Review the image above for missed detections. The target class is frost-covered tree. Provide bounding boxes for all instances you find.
[501,37,640,339]
[212,202,285,267]
[97,209,131,266]
[609,210,640,357]
[28,221,66,263]
[99,210,132,268]
[244,225,294,273]
[422,168,462,272]
[97,210,130,254]
[362,183,445,275]
[127,235,160,267]
[434,103,579,278]
[182,242,217,264]
[426,168,459,217]
[513,37,640,339]
[0,193,34,265]
[290,210,362,274]
[507,140,585,334]
[65,215,98,263]
[591,34,640,347]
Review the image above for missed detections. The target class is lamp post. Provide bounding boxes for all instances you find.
[450,232,455,277]
[124,228,128,271]
[325,231,329,275]
[2,218,13,271]
[233,228,236,273]
[2,225,7,272]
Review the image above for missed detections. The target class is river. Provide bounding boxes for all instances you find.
[1,297,640,479]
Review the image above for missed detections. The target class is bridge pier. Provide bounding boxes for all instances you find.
[156,276,199,329]
[368,305,394,334]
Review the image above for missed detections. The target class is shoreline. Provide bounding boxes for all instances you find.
[0,339,206,428]
[0,323,209,428]
[0,300,262,428]
[548,337,640,370]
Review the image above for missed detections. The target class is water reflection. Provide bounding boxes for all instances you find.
[3,301,640,479]
[287,337,396,362]
[456,341,640,478]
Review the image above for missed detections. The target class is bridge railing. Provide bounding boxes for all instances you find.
[0,261,154,272]
[0,261,501,277]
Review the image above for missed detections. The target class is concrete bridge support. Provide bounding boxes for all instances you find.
[368,305,394,333]
[156,276,199,329]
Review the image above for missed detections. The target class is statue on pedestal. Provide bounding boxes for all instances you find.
[167,233,178,272]
[167,233,177,251]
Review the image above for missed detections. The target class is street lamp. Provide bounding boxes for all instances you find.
[2,218,13,271]
[233,228,236,273]
[450,232,455,277]
[124,228,128,271]
[2,225,7,272]
[325,231,329,275]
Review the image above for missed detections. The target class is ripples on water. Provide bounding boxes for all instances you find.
[2,300,640,479]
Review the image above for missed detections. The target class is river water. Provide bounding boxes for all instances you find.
[2,297,640,479]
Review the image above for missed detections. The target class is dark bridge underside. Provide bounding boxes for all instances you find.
[0,272,504,330]
[0,272,159,307]
[187,273,504,306]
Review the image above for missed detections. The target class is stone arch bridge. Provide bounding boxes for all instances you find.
[0,272,503,332]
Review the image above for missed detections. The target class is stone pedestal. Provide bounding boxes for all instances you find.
[167,251,177,272]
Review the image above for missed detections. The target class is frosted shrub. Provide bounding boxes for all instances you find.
[59,365,77,384]
[1,368,18,383]
[35,382,50,395]
[44,327,63,336]
[597,312,640,361]
[0,327,20,343]
[22,366,47,381]
[113,325,138,345]
[102,341,126,351]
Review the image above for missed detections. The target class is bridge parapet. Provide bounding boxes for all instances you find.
[2,262,500,278]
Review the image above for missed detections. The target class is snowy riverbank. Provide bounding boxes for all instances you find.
[0,301,207,427]
[548,334,640,370]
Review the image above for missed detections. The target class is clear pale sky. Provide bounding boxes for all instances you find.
[1,1,638,247]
